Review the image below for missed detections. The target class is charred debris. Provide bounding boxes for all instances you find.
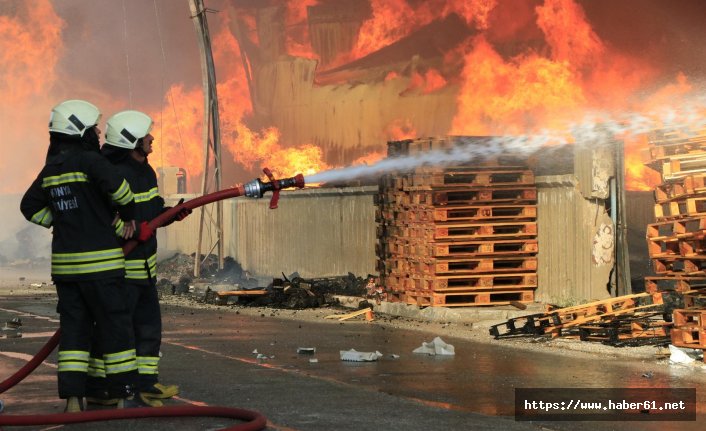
[156,253,372,309]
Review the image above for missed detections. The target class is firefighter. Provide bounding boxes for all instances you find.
[20,100,148,412]
[86,110,190,407]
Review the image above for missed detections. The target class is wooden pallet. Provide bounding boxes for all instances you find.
[670,327,706,349]
[646,217,706,240]
[405,273,538,291]
[491,293,665,337]
[683,289,706,308]
[378,204,537,223]
[578,317,671,343]
[376,204,537,224]
[538,294,665,337]
[408,169,535,188]
[654,174,706,203]
[385,238,539,258]
[651,256,706,275]
[405,288,534,307]
[654,197,706,219]
[646,236,706,258]
[387,256,538,275]
[386,221,537,241]
[388,187,536,206]
[644,276,706,293]
[641,138,706,162]
[673,309,706,328]
[656,155,706,181]
[489,313,548,338]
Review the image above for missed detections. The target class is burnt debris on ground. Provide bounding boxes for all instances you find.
[156,253,372,309]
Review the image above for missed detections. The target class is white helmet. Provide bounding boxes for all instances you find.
[48,99,101,137]
[104,110,153,149]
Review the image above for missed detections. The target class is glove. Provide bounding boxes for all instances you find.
[136,221,154,242]
[174,206,192,221]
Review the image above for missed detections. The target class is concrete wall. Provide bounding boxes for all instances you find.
[159,187,378,279]
[534,175,613,304]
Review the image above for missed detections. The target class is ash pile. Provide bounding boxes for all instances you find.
[155,253,370,309]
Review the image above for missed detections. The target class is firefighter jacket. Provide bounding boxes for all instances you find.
[111,156,165,285]
[20,145,135,281]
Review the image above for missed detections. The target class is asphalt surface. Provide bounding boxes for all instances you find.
[0,294,704,431]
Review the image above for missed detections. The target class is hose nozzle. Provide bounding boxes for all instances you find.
[243,169,306,208]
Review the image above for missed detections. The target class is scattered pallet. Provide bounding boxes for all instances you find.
[577,312,671,345]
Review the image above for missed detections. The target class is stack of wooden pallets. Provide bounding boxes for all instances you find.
[642,127,706,361]
[375,137,538,307]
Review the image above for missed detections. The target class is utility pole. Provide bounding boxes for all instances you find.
[188,0,224,276]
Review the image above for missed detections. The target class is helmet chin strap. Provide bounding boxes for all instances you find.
[135,139,148,158]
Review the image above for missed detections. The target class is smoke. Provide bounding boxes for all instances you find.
[307,98,706,184]
[0,195,51,268]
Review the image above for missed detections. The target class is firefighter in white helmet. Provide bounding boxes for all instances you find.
[20,99,144,412]
[85,110,190,407]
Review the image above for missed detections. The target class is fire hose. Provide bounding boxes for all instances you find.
[0,169,306,429]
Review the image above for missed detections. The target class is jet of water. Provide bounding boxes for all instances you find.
[306,102,706,185]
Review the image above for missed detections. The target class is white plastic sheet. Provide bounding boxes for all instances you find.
[340,349,383,362]
[413,336,455,356]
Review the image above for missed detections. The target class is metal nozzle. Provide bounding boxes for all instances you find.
[243,178,265,198]
[243,173,306,200]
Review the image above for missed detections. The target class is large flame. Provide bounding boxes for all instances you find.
[133,0,706,192]
[7,0,705,195]
[1,0,64,193]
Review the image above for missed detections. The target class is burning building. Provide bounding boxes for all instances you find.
[4,0,706,303]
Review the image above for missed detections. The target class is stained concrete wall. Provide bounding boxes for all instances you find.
[534,175,613,304]
[159,187,378,279]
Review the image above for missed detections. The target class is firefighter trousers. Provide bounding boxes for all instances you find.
[56,278,138,399]
[128,280,162,389]
[88,280,162,393]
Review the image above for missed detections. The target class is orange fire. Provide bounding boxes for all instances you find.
[142,0,706,193]
[8,0,693,195]
[1,0,64,193]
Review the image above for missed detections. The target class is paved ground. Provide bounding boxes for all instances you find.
[0,258,704,430]
[1,289,705,431]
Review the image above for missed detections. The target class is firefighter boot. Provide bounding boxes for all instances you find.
[117,392,158,408]
[142,382,179,399]
[64,396,85,413]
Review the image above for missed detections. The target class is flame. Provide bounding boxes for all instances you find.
[351,0,415,59]
[352,151,386,167]
[624,135,660,191]
[451,37,585,135]
[385,119,418,141]
[150,84,204,184]
[7,0,700,196]
[285,0,319,59]
[402,69,447,95]
[1,0,64,193]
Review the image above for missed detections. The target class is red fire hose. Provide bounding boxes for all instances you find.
[0,170,306,429]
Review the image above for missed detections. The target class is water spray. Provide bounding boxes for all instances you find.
[306,103,706,185]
